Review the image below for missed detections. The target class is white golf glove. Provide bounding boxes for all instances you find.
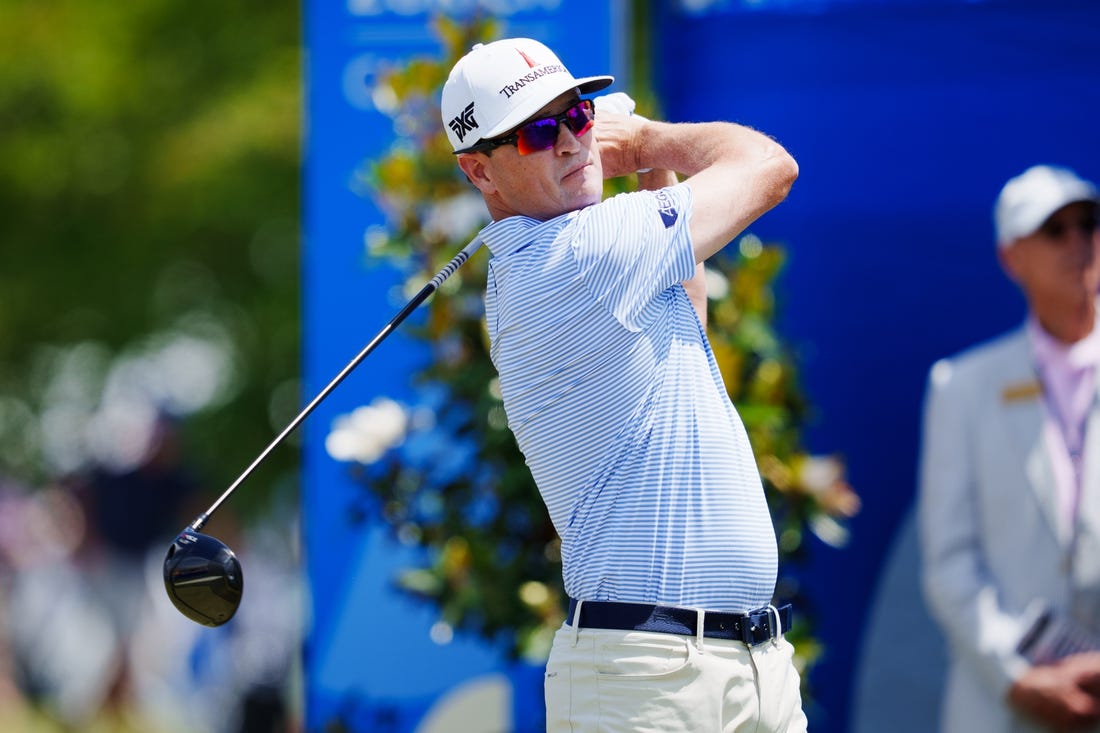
[593,91,649,121]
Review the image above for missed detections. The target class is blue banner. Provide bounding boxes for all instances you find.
[654,2,1100,732]
[303,3,617,730]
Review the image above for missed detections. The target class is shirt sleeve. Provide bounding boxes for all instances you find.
[570,183,697,332]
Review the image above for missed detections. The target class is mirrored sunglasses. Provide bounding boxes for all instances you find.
[462,99,595,156]
[1038,211,1100,240]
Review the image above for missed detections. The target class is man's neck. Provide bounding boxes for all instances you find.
[1034,302,1097,345]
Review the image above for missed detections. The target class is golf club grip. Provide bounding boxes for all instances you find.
[192,237,484,530]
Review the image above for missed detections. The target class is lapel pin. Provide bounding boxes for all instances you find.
[1001,380,1043,403]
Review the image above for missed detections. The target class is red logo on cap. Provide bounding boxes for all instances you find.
[517,49,540,68]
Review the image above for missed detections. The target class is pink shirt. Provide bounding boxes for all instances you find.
[1028,316,1100,538]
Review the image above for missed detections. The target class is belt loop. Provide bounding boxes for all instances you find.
[570,599,584,647]
[766,604,782,646]
[694,608,705,652]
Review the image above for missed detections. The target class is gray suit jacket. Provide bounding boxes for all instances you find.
[918,326,1100,733]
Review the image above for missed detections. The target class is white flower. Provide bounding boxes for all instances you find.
[422,193,489,243]
[799,455,844,496]
[325,397,409,464]
[704,266,730,301]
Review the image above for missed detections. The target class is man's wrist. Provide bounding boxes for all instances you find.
[632,114,652,173]
[637,168,675,187]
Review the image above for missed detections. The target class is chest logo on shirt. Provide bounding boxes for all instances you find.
[654,190,678,228]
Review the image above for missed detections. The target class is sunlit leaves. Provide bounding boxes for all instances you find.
[0,0,301,514]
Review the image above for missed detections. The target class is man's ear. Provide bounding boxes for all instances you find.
[997,242,1022,284]
[457,153,496,195]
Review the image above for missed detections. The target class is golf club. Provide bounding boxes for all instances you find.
[164,237,484,627]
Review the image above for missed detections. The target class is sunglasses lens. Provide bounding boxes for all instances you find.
[515,118,562,155]
[514,101,594,155]
[565,102,595,136]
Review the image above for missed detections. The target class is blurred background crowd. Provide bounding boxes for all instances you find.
[0,414,302,732]
[0,0,302,730]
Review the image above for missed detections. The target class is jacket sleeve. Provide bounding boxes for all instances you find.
[917,358,1032,701]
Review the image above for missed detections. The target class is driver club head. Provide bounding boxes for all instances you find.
[163,528,243,627]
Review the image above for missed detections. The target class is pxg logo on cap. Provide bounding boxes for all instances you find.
[449,102,478,144]
[442,38,613,153]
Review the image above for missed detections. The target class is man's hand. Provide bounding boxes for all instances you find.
[593,93,652,178]
[1008,653,1100,730]
[594,110,649,180]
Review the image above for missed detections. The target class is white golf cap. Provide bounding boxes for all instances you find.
[441,38,613,153]
[994,164,1100,247]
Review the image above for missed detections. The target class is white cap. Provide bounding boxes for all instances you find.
[994,164,1100,247]
[441,38,613,153]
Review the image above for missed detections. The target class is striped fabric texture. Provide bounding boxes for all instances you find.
[482,183,777,613]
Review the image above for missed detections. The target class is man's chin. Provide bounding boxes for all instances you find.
[577,172,604,200]
[574,190,603,211]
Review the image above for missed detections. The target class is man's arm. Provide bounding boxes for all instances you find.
[918,362,1031,695]
[596,113,798,263]
[918,359,1100,729]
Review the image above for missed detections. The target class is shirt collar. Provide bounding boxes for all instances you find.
[481,212,578,257]
[1028,308,1100,372]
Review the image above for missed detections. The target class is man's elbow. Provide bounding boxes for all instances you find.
[765,146,799,206]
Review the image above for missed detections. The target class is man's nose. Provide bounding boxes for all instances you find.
[554,121,581,154]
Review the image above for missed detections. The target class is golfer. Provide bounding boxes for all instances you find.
[442,37,806,732]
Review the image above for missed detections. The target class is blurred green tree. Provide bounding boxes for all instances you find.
[0,0,301,517]
[334,16,860,684]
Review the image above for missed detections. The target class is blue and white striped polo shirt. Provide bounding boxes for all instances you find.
[482,183,777,613]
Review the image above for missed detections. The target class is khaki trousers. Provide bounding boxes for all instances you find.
[544,619,807,733]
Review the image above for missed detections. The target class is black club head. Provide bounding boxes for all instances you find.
[163,528,243,627]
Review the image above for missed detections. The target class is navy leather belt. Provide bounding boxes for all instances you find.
[567,598,793,646]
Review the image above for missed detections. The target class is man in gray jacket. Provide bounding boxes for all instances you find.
[919,164,1100,732]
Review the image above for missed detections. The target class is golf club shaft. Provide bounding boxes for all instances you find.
[190,237,484,532]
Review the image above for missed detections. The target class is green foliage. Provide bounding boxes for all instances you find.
[0,0,301,516]
[348,18,859,677]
